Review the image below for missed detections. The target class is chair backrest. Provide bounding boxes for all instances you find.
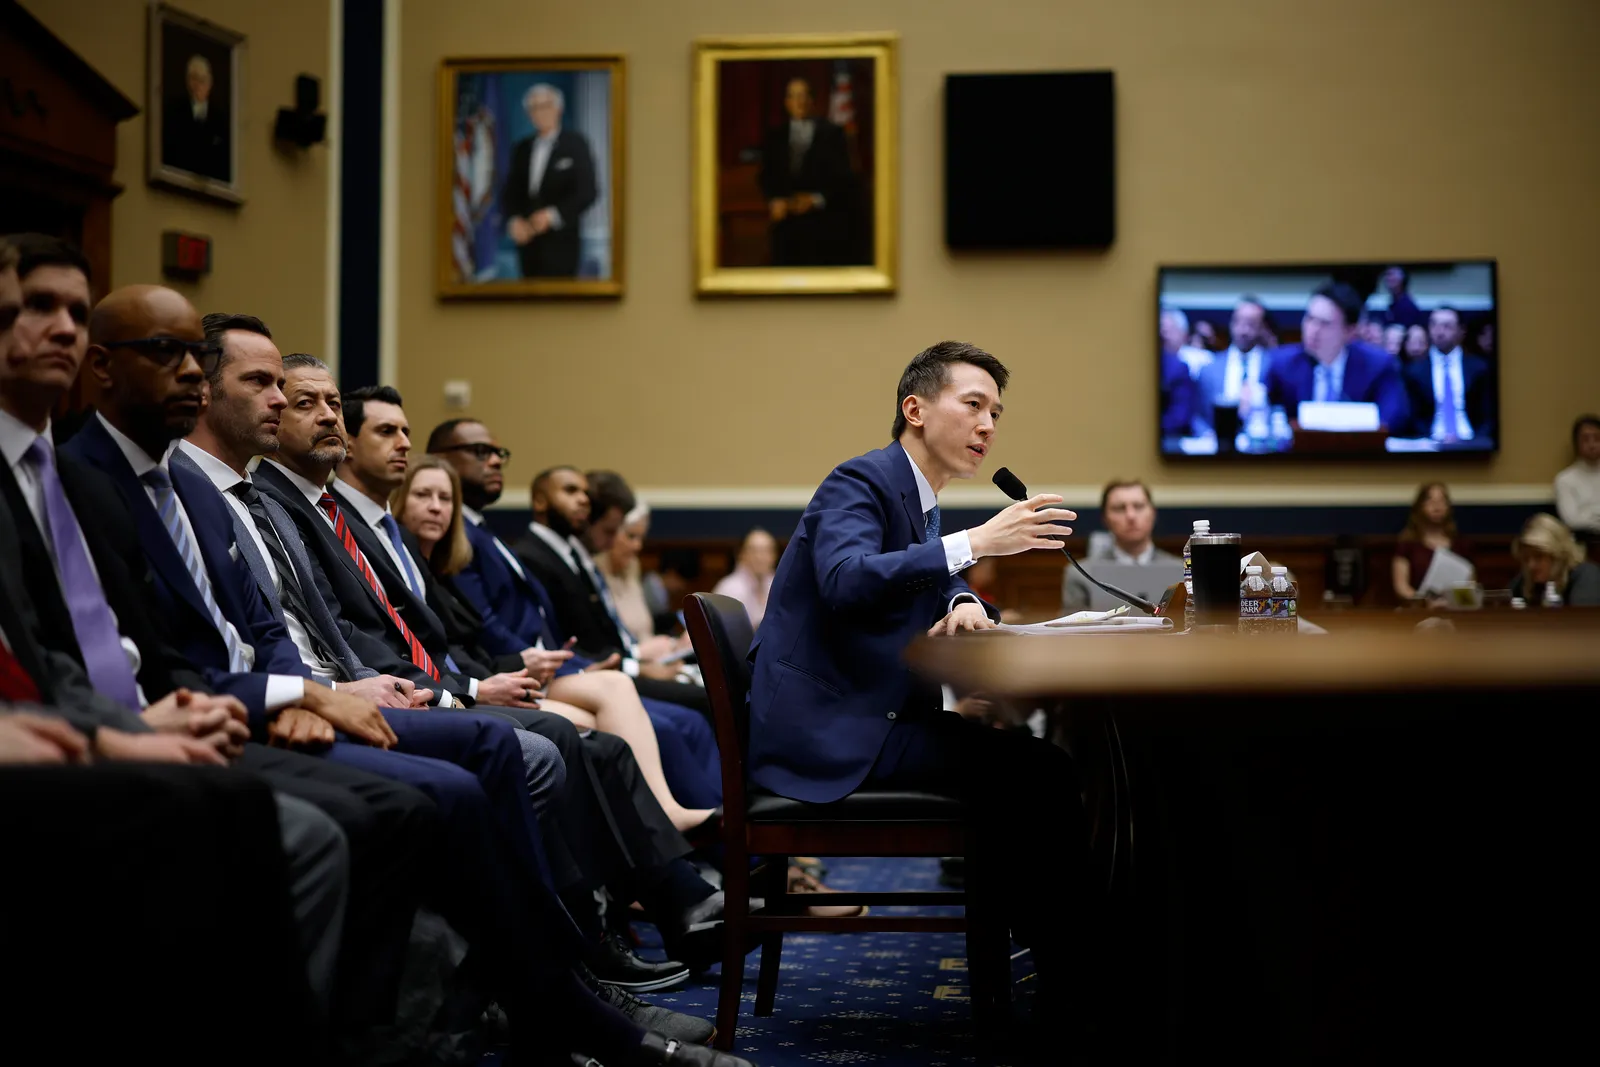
[683,593,755,820]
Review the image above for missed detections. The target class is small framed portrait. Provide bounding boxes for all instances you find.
[437,55,625,299]
[147,3,244,205]
[693,33,897,297]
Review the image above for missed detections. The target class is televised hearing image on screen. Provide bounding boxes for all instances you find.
[1157,261,1498,459]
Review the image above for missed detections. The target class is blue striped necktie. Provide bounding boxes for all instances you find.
[925,504,941,541]
[141,466,250,672]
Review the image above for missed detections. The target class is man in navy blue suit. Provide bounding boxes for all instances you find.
[749,340,1095,1029]
[1264,281,1411,433]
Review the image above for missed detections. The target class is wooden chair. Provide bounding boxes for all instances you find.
[682,592,1011,1053]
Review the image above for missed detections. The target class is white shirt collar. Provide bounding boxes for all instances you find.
[262,458,329,505]
[178,440,248,493]
[462,505,484,527]
[1429,345,1462,364]
[97,412,178,478]
[528,520,578,570]
[333,476,389,529]
[1111,542,1157,565]
[535,125,562,145]
[1229,344,1263,362]
[903,447,938,516]
[0,408,48,472]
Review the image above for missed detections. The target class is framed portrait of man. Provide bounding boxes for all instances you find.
[437,56,625,299]
[694,33,897,296]
[147,4,244,205]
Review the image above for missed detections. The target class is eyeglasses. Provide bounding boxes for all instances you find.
[106,337,223,376]
[436,443,512,462]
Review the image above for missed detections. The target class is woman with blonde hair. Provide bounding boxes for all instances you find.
[393,455,722,829]
[1510,513,1600,606]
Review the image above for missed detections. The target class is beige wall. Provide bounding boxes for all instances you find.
[393,0,1597,500]
[22,0,333,366]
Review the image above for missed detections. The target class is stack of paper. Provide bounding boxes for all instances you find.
[992,605,1174,636]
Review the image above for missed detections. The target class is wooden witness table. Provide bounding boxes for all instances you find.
[905,625,1599,1065]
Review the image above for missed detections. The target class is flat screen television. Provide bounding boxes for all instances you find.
[1156,260,1498,458]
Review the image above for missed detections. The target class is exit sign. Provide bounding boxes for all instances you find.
[161,231,212,278]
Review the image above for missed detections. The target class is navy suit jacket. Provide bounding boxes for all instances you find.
[61,417,310,729]
[747,441,998,804]
[1264,341,1411,432]
[1399,353,1495,441]
[457,518,587,676]
[1160,351,1198,436]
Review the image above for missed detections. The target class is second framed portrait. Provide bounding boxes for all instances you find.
[694,33,898,296]
[437,56,624,299]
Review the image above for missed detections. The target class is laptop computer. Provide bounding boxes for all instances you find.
[1080,560,1187,615]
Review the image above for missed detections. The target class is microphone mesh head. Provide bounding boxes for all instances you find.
[992,467,1028,501]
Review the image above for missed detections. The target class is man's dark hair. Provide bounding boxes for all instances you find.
[427,417,480,452]
[1383,265,1409,289]
[1429,305,1463,328]
[199,312,272,387]
[891,340,1010,440]
[1235,294,1267,316]
[586,469,635,523]
[2,233,91,284]
[1100,479,1153,513]
[1573,415,1600,450]
[343,384,404,438]
[531,465,579,499]
[1310,282,1364,327]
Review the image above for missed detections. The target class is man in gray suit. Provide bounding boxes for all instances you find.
[1062,479,1181,612]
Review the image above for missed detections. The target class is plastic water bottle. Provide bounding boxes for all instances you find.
[1183,520,1210,632]
[1269,565,1298,634]
[1542,581,1564,608]
[1239,565,1271,635]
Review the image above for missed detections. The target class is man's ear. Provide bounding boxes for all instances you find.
[901,393,926,431]
[84,344,115,391]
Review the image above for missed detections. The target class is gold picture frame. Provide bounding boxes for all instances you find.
[436,55,625,299]
[693,33,897,296]
[147,3,245,206]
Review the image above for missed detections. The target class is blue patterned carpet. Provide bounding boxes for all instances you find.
[625,857,1043,1067]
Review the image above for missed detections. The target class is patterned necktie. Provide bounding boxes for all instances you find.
[229,482,340,666]
[318,492,439,679]
[925,504,941,541]
[1436,358,1461,442]
[0,637,42,703]
[572,544,638,655]
[1314,364,1331,403]
[380,513,424,597]
[23,438,141,708]
[141,466,249,672]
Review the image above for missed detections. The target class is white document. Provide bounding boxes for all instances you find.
[1297,401,1380,432]
[1415,546,1475,597]
[993,606,1173,635]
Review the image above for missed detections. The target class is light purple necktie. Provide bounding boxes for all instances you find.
[23,437,142,710]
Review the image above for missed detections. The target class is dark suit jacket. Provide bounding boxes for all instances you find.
[252,463,476,702]
[499,128,598,277]
[457,518,588,677]
[747,441,999,804]
[758,118,860,267]
[512,527,628,662]
[162,96,230,182]
[1161,351,1198,437]
[61,417,310,730]
[1399,353,1496,442]
[0,445,204,703]
[1265,341,1411,432]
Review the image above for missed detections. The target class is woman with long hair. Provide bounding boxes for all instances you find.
[1510,513,1600,605]
[1393,482,1473,600]
[393,455,722,828]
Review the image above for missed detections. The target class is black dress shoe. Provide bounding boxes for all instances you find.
[577,961,715,1046]
[658,891,725,972]
[587,932,690,993]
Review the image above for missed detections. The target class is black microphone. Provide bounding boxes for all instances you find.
[991,467,1160,616]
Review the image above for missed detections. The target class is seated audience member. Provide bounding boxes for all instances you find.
[1392,482,1473,601]
[1554,414,1600,542]
[1399,305,1494,444]
[1264,282,1410,432]
[515,466,713,718]
[596,497,672,644]
[656,548,702,629]
[1062,479,1180,613]
[1402,323,1429,361]
[1358,307,1388,347]
[395,453,721,823]
[1510,513,1600,607]
[65,286,736,1063]
[1162,306,1212,378]
[1379,264,1425,327]
[1383,322,1407,358]
[1197,296,1272,411]
[711,527,779,630]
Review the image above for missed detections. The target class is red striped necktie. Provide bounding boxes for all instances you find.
[317,492,439,680]
[0,638,42,703]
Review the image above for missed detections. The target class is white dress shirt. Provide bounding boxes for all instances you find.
[1219,345,1266,404]
[182,443,338,683]
[98,415,306,711]
[266,461,466,704]
[527,520,644,677]
[1313,349,1349,403]
[1427,346,1475,441]
[1555,460,1600,532]
[1110,542,1158,565]
[0,409,145,697]
[902,450,983,620]
[527,129,564,229]
[333,478,418,592]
